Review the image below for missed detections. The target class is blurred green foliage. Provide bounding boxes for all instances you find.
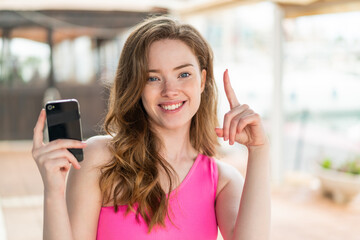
[339,157,360,175]
[321,157,332,169]
[321,156,360,175]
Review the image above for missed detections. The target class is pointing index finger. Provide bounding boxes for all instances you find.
[223,69,240,109]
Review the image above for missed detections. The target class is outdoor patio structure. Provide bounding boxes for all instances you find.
[1,0,360,239]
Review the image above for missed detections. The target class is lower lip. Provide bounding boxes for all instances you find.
[159,101,186,113]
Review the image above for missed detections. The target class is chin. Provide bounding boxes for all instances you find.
[162,124,187,131]
[157,119,191,131]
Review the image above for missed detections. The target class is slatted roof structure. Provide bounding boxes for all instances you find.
[0,0,168,87]
[1,0,358,44]
[0,1,168,43]
[176,0,360,18]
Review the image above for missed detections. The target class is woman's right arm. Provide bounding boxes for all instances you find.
[32,109,106,240]
[66,135,113,239]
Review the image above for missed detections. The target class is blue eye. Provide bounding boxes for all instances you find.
[179,72,190,78]
[148,76,159,82]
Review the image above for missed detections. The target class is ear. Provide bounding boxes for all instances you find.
[201,69,206,93]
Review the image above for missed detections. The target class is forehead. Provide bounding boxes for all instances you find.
[147,39,199,69]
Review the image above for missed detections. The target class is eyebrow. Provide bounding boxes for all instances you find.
[148,63,194,73]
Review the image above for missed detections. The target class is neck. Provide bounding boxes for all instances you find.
[152,124,198,164]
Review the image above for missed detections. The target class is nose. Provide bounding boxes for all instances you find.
[161,79,179,98]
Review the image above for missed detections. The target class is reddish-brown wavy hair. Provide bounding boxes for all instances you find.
[100,15,219,232]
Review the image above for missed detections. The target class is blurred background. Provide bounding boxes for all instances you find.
[1,0,360,239]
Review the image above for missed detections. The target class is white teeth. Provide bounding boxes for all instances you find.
[161,102,184,111]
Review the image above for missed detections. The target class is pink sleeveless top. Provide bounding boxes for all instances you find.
[96,154,219,240]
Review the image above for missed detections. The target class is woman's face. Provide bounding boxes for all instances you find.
[141,39,206,132]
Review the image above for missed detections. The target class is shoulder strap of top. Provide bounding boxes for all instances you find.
[208,156,219,200]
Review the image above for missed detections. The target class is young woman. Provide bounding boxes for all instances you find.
[32,16,270,240]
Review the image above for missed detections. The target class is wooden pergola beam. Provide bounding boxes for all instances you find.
[0,9,167,43]
[0,0,160,12]
[280,0,360,18]
[176,0,263,17]
[5,27,125,44]
[177,0,360,19]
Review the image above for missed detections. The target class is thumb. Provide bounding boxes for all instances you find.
[215,128,223,137]
[33,109,46,149]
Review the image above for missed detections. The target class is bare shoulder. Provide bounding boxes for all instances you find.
[82,135,114,168]
[67,134,114,189]
[67,134,113,182]
[215,159,244,198]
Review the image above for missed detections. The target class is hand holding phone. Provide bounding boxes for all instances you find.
[32,106,86,194]
[45,99,84,162]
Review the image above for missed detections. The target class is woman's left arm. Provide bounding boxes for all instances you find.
[215,69,271,240]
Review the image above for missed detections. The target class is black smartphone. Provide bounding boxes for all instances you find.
[45,99,84,162]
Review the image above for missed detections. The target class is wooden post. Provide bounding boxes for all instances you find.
[47,28,55,88]
[95,38,103,81]
[1,28,11,86]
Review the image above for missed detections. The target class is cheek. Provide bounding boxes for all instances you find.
[184,78,202,98]
[141,87,154,110]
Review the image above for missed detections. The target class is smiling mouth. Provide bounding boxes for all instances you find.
[159,101,185,111]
